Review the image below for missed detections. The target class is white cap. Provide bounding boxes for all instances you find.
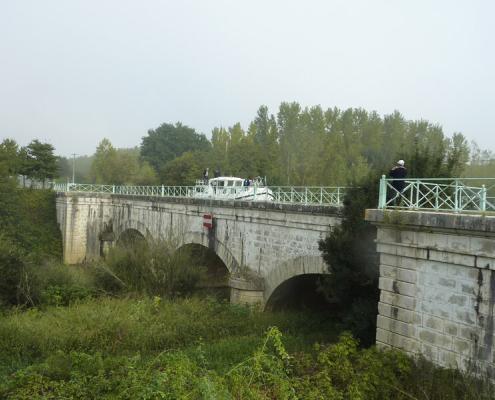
[397,160,405,166]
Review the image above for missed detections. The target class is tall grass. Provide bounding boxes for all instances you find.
[100,238,207,298]
[0,305,492,399]
[0,297,339,363]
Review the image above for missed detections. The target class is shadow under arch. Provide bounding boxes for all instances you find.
[178,231,239,274]
[176,242,231,296]
[114,219,152,244]
[117,228,146,247]
[264,255,330,310]
[265,273,334,311]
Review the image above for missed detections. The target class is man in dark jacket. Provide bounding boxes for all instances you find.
[389,160,407,205]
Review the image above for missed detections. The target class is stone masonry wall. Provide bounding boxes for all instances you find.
[56,193,341,304]
[366,209,495,377]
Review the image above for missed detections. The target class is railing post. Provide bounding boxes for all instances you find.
[415,180,420,208]
[336,187,340,206]
[454,179,459,212]
[481,185,487,212]
[112,185,115,194]
[435,185,439,210]
[320,187,323,204]
[161,185,164,197]
[305,187,308,204]
[378,175,387,209]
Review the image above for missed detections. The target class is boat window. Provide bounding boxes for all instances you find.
[227,180,234,186]
[217,181,225,187]
[235,181,242,187]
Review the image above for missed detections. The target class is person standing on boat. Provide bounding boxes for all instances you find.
[389,160,407,205]
[214,167,221,178]
[243,178,250,186]
[203,168,209,184]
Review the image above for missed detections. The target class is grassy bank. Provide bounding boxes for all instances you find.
[0,296,493,399]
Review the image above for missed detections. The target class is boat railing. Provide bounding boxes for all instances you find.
[54,183,347,206]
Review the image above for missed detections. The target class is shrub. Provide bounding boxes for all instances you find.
[0,237,26,306]
[103,239,206,298]
[15,262,96,307]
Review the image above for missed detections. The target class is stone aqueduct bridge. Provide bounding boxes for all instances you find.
[56,188,495,376]
[56,193,341,305]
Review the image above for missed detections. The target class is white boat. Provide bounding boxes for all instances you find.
[192,176,274,202]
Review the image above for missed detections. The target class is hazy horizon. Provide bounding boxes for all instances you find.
[1,0,494,157]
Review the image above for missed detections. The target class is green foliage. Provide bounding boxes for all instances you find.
[1,315,492,399]
[156,104,471,186]
[0,297,333,363]
[22,262,96,307]
[160,150,208,185]
[20,139,59,185]
[0,185,61,264]
[293,333,411,399]
[90,140,158,185]
[0,139,21,177]
[319,180,380,345]
[0,237,26,306]
[102,238,206,298]
[141,122,211,173]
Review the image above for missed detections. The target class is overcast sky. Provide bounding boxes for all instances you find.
[1,0,493,156]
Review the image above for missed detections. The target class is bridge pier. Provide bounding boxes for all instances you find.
[229,275,265,306]
[366,209,495,378]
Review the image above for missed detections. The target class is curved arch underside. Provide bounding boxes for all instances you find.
[264,255,329,303]
[265,273,333,311]
[115,219,151,243]
[178,231,239,274]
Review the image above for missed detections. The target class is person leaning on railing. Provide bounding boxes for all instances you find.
[389,160,407,205]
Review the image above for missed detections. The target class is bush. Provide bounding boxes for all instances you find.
[0,188,62,264]
[319,180,380,345]
[0,237,26,306]
[102,239,206,298]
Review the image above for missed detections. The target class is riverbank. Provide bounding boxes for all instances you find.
[0,296,492,399]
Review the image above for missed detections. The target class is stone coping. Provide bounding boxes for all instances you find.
[57,192,342,216]
[366,209,495,234]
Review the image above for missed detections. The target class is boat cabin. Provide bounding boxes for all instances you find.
[209,177,244,187]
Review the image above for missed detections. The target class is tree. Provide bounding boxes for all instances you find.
[141,122,210,173]
[90,138,120,183]
[0,139,21,177]
[160,151,208,185]
[90,140,158,185]
[22,140,59,186]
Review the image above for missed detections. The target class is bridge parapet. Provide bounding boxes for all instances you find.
[53,183,347,207]
[366,208,495,377]
[378,176,495,213]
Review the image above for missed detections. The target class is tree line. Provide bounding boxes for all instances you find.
[5,102,494,188]
[0,139,58,187]
[57,102,482,187]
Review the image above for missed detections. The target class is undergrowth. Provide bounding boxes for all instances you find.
[0,298,493,399]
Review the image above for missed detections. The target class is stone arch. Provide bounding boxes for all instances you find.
[264,255,329,306]
[117,228,146,247]
[114,219,153,243]
[177,231,239,274]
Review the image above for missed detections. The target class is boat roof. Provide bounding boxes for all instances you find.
[209,177,244,182]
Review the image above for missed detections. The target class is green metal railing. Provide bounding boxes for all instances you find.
[378,176,495,213]
[53,183,347,207]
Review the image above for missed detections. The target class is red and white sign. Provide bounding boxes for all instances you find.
[203,213,213,229]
